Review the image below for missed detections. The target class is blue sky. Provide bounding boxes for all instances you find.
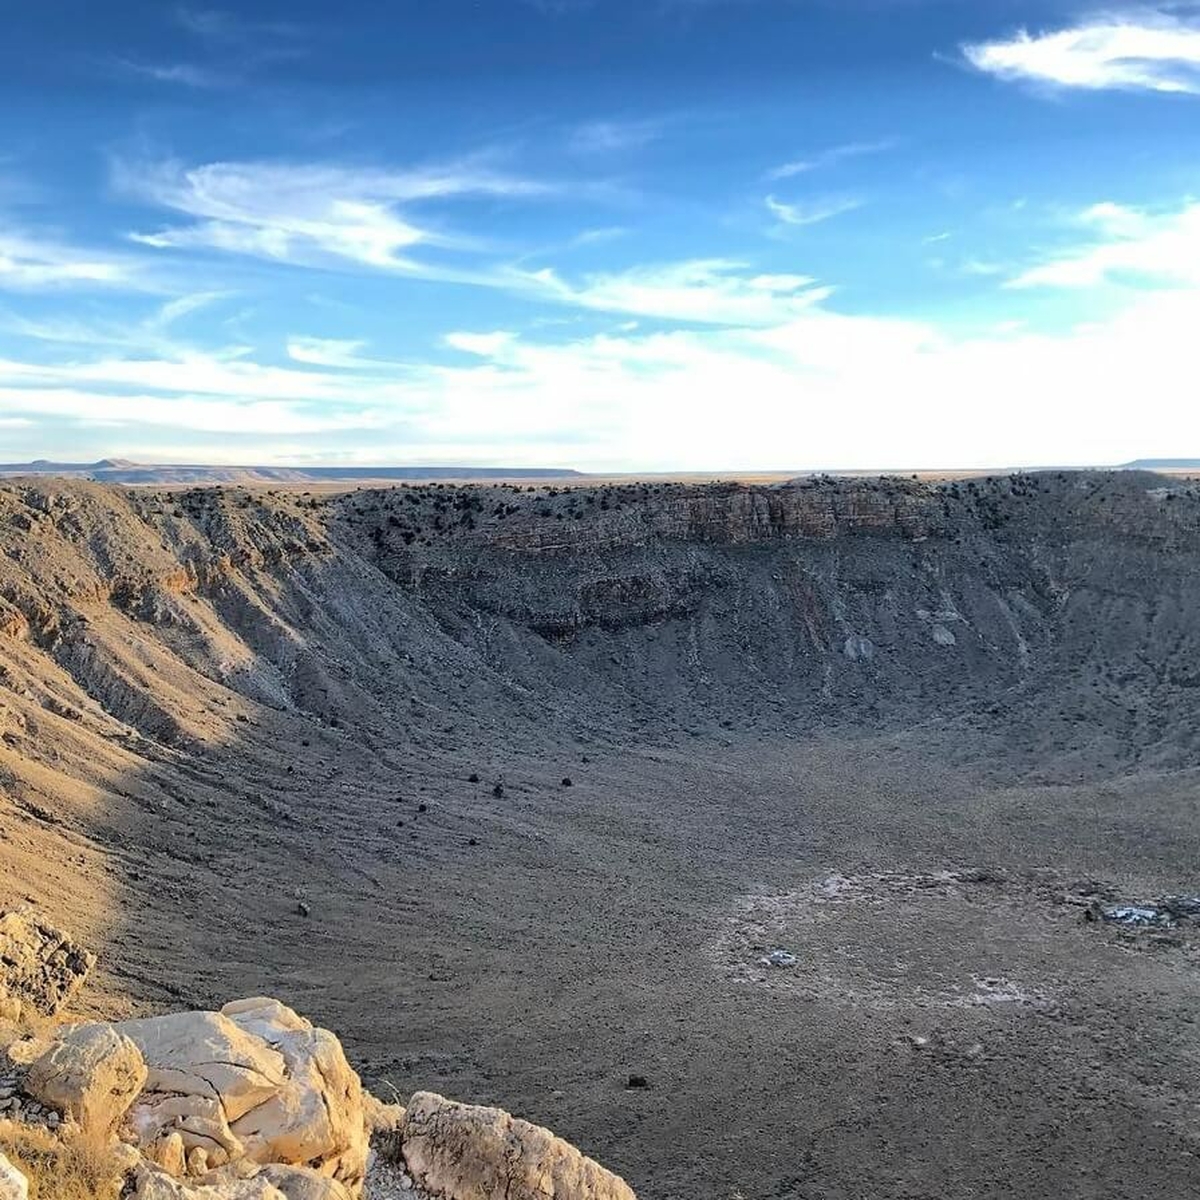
[2,0,1199,469]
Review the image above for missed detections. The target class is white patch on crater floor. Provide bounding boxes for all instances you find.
[708,869,1066,1013]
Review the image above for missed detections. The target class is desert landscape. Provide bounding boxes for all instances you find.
[2,470,1199,1199]
[7,0,1200,1193]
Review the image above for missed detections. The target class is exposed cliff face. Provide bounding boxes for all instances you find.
[2,472,1200,766]
[330,471,1200,770]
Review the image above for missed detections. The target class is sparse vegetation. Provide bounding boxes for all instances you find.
[0,1120,128,1200]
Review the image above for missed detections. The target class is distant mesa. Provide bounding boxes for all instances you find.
[0,459,585,485]
[1120,459,1200,470]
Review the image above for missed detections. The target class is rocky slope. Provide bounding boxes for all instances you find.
[0,911,632,1200]
[2,471,1200,1199]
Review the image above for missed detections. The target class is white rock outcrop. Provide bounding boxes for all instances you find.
[401,1091,636,1200]
[0,957,637,1200]
[220,998,367,1188]
[114,1000,368,1191]
[131,1166,286,1200]
[24,1023,147,1137]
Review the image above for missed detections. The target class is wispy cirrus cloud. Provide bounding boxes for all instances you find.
[117,59,226,88]
[114,7,308,89]
[0,292,230,356]
[765,138,897,182]
[112,154,837,328]
[1009,199,1200,288]
[513,258,830,325]
[765,194,863,227]
[0,230,146,291]
[175,6,305,42]
[569,118,665,154]
[964,10,1200,94]
[119,157,555,273]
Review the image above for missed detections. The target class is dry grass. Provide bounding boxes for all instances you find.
[0,1120,127,1200]
[0,1010,57,1049]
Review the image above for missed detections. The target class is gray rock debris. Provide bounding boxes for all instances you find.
[759,950,798,969]
[0,910,95,1021]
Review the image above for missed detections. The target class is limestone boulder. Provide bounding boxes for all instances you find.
[259,1165,354,1200]
[401,1092,636,1200]
[114,1001,368,1192]
[143,1131,188,1178]
[363,1091,405,1137]
[0,1153,27,1200]
[131,1165,286,1200]
[220,999,368,1190]
[115,1010,285,1168]
[24,1023,147,1136]
[0,911,94,1021]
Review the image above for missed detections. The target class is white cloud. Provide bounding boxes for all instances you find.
[392,285,1200,469]
[569,118,663,154]
[0,231,142,290]
[765,195,863,227]
[118,60,225,88]
[1010,199,1200,288]
[964,12,1200,93]
[512,259,830,325]
[5,273,1200,467]
[120,158,553,272]
[285,336,400,369]
[766,139,897,181]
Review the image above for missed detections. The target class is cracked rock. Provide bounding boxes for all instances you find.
[114,1000,369,1193]
[400,1091,636,1200]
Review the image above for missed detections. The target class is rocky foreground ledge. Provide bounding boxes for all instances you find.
[0,911,635,1200]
